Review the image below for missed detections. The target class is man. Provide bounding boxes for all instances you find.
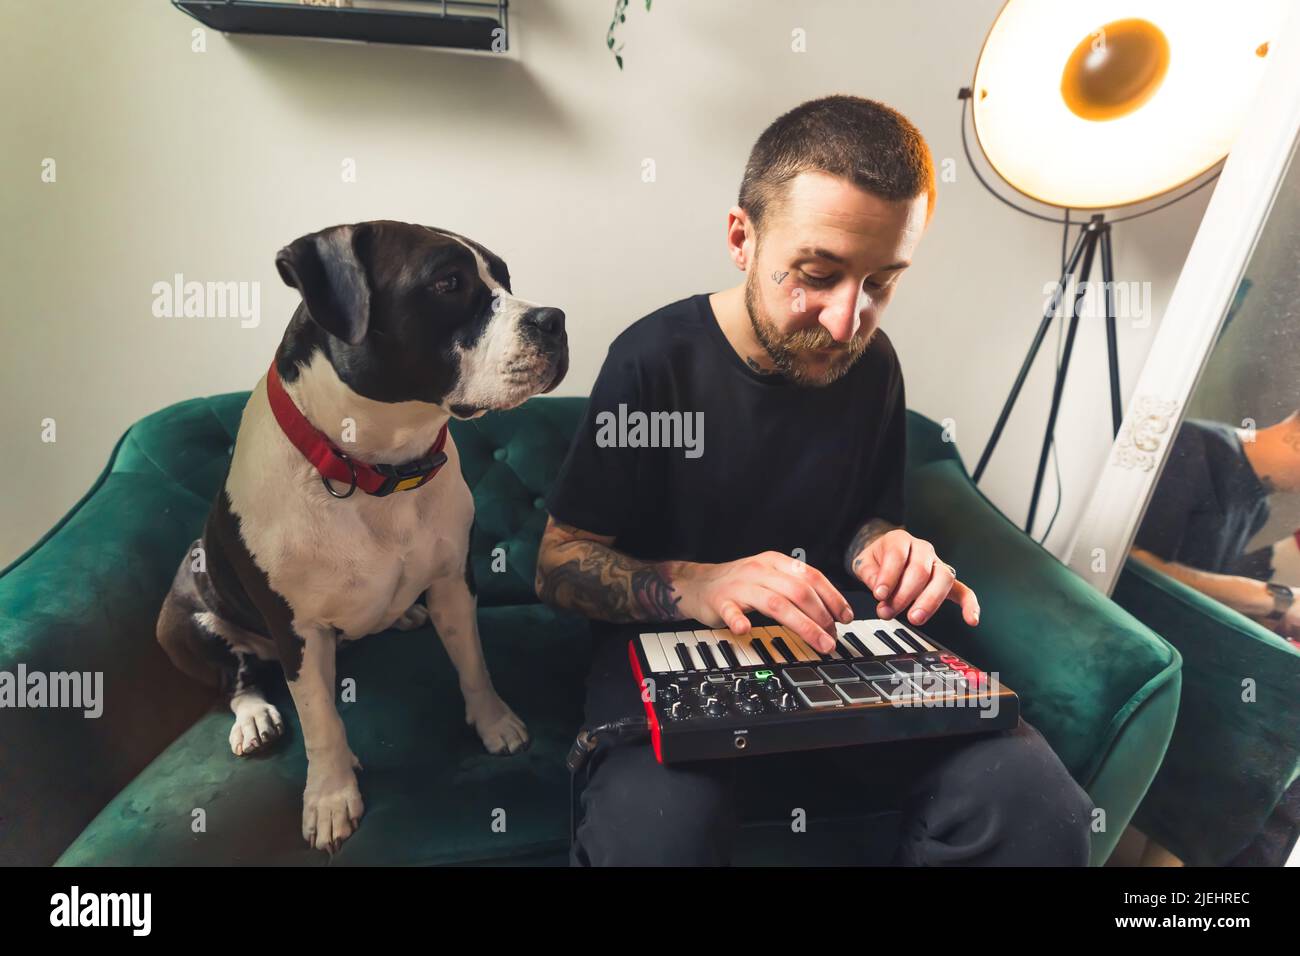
[536,95,1093,866]
[1131,412,1300,641]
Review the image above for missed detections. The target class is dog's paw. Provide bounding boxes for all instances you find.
[229,696,284,757]
[302,760,364,855]
[391,603,430,631]
[465,690,530,755]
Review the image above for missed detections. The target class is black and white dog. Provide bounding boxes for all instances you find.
[156,221,567,853]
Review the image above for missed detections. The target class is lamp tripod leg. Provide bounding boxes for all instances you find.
[1024,226,1101,534]
[1100,223,1123,436]
[973,224,1092,484]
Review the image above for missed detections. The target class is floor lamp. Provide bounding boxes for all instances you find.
[961,0,1288,536]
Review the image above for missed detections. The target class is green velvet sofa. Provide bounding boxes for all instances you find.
[0,392,1182,866]
[1113,559,1300,865]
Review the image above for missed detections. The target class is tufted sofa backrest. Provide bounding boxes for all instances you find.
[449,398,586,606]
[48,391,955,611]
[81,391,585,609]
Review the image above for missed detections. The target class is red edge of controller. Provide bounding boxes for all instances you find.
[626,640,664,764]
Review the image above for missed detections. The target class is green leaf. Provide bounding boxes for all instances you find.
[616,54,624,69]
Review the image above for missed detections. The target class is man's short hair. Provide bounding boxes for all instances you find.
[738,94,936,235]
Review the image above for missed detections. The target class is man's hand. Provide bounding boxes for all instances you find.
[851,528,980,627]
[673,552,853,654]
[1274,586,1300,640]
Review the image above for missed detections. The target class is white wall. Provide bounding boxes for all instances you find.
[0,0,1211,569]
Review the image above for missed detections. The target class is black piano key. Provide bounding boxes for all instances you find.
[695,641,719,670]
[889,628,921,653]
[717,640,740,670]
[905,628,931,652]
[874,629,905,655]
[749,638,775,665]
[894,626,927,651]
[770,636,797,664]
[675,643,696,671]
[843,631,871,657]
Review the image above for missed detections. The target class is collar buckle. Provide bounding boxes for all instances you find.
[370,451,449,497]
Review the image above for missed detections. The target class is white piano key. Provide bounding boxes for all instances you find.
[638,633,673,673]
[655,632,688,672]
[716,629,760,666]
[693,629,730,670]
[850,621,895,657]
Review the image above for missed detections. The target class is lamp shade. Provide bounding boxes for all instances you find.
[971,0,1290,208]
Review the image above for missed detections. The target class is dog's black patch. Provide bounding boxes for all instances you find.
[155,545,243,692]
[464,523,477,598]
[207,486,306,681]
[425,226,513,354]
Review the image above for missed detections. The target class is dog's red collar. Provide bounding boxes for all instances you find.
[265,361,449,499]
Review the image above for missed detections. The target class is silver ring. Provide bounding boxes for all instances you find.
[321,453,358,499]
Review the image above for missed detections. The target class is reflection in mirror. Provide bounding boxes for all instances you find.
[1128,160,1300,648]
[1122,138,1300,867]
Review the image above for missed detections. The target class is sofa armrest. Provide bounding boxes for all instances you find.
[1113,558,1300,865]
[902,458,1182,865]
[0,401,240,865]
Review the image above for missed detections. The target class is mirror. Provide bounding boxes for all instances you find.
[1129,202,1300,644]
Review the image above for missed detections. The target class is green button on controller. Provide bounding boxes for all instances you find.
[754,669,775,681]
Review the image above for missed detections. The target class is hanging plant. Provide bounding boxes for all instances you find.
[607,0,653,70]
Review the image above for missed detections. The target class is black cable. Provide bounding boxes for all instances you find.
[566,717,650,851]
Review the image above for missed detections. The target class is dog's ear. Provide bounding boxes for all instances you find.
[275,224,373,345]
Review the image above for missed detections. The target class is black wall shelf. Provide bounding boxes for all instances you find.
[172,1,509,52]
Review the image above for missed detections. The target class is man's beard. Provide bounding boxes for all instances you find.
[744,269,873,387]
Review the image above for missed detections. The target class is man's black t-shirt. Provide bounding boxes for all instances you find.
[1134,419,1270,574]
[545,292,907,604]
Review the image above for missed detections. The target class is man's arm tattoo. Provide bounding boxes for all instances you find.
[845,518,902,578]
[536,522,683,622]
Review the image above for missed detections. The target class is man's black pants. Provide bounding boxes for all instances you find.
[571,635,1095,866]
